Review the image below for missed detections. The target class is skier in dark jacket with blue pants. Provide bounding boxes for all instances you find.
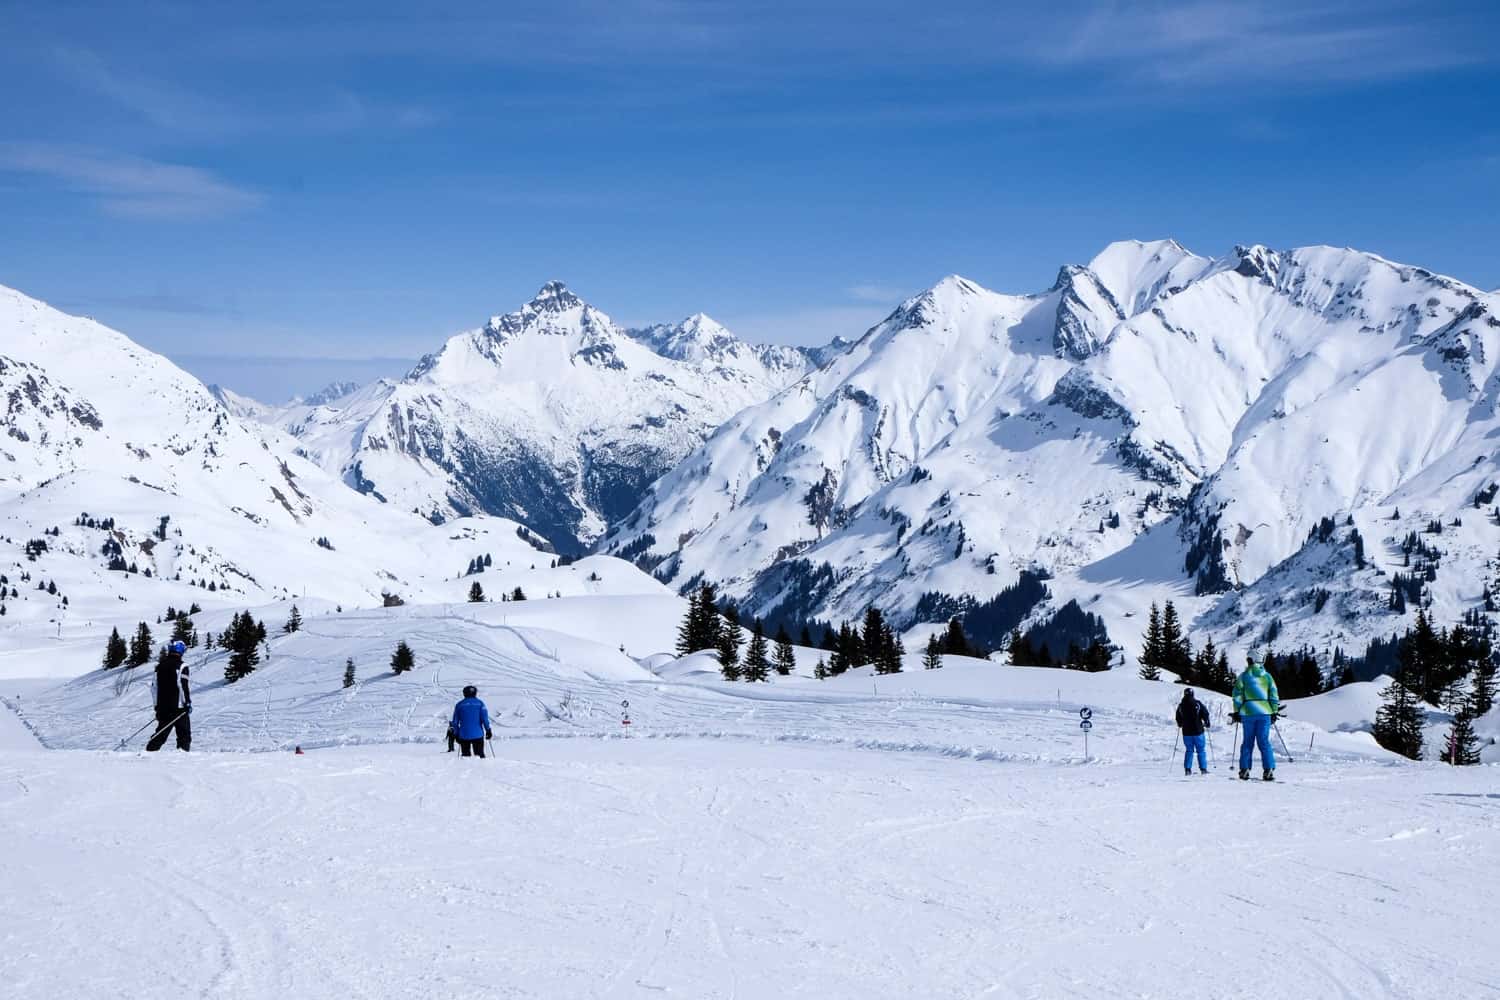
[1176,688,1210,775]
[451,685,492,758]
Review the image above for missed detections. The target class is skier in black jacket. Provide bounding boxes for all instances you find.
[147,640,191,752]
[1175,688,1210,775]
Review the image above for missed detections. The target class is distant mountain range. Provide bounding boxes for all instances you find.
[218,281,836,554]
[603,240,1498,660]
[6,238,1496,666]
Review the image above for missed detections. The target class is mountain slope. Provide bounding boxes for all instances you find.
[0,283,668,676]
[603,242,1500,661]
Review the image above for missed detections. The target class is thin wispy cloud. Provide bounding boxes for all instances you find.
[52,46,442,138]
[846,283,905,304]
[0,142,262,220]
[1050,0,1484,84]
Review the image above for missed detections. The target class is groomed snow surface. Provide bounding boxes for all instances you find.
[3,599,1500,999]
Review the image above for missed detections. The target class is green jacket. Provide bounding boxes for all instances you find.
[1232,664,1280,717]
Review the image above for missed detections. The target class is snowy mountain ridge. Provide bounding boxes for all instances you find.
[603,240,1500,664]
[246,281,833,554]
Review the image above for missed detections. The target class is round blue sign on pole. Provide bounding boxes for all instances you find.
[1079,707,1092,721]
[1080,720,1093,731]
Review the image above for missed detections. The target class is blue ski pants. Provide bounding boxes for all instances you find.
[1183,733,1207,771]
[1240,716,1275,771]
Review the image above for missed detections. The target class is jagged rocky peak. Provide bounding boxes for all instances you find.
[646,313,738,358]
[528,279,583,313]
[485,280,597,338]
[1052,265,1124,361]
[884,275,983,331]
[301,380,362,407]
[1232,244,1282,282]
[677,312,732,342]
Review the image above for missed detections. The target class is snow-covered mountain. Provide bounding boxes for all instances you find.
[603,240,1500,661]
[209,379,364,427]
[626,313,817,378]
[256,281,824,554]
[0,283,666,675]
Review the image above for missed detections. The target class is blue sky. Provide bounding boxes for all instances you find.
[2,1,1497,400]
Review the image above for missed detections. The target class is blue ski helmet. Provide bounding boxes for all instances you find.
[170,640,187,655]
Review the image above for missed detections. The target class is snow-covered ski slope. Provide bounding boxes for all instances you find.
[13,596,1383,760]
[5,596,1500,998]
[3,693,1500,999]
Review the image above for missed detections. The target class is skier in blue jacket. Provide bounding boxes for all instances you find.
[1176,688,1211,775]
[451,685,492,758]
[1232,657,1280,781]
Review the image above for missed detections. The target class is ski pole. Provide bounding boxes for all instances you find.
[129,709,187,751]
[1231,720,1240,770]
[1168,728,1180,770]
[116,714,164,750]
[1273,719,1295,763]
[1205,728,1215,769]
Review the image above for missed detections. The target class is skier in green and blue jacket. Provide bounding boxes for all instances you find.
[1232,656,1280,781]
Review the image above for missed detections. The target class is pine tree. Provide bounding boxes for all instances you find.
[1406,607,1448,705]
[1008,628,1041,667]
[101,627,127,669]
[390,640,415,674]
[1213,650,1235,693]
[923,633,943,670]
[127,622,153,667]
[861,608,885,670]
[833,621,859,674]
[223,612,262,683]
[511,586,527,602]
[799,625,814,648]
[170,612,196,649]
[343,658,356,689]
[813,657,828,680]
[1160,601,1192,679]
[941,617,973,657]
[877,623,903,675]
[1138,657,1162,681]
[772,625,796,676]
[283,604,303,634]
[1470,653,1497,719]
[1373,635,1427,760]
[1445,707,1481,765]
[1141,603,1163,676]
[1186,637,1216,690]
[718,607,743,677]
[743,620,770,682]
[468,581,486,603]
[827,623,850,675]
[675,589,700,657]
[696,585,722,653]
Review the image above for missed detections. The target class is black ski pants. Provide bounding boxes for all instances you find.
[459,737,485,758]
[146,709,191,751]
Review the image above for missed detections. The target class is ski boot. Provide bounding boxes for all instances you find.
[1263,769,1275,782]
[1238,769,1250,780]
[1185,767,1192,776]
[1199,768,1209,775]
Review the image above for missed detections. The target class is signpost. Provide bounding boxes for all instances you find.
[621,699,632,733]
[1079,707,1093,759]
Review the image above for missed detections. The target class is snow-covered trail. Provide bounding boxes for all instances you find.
[2,736,1498,1000]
